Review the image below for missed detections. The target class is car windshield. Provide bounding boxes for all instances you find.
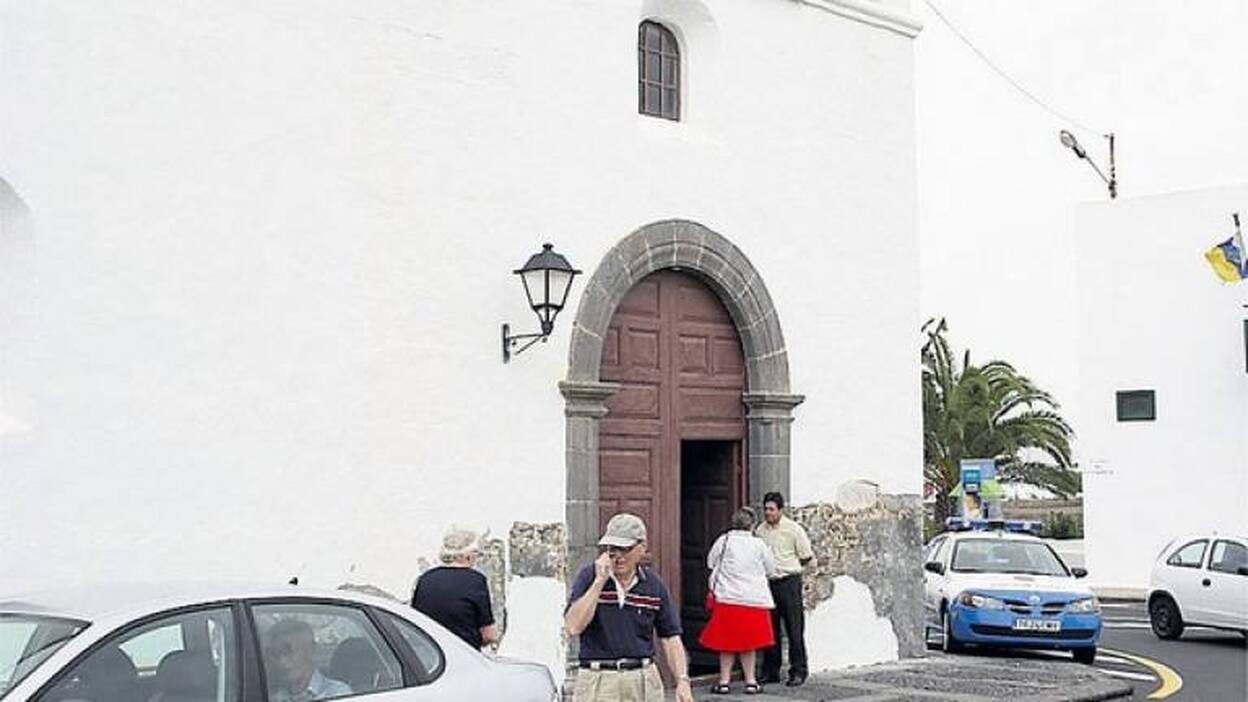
[951,539,1070,576]
[0,614,87,699]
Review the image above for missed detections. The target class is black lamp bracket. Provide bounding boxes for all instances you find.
[502,323,549,363]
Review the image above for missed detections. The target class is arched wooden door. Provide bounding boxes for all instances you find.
[598,269,746,664]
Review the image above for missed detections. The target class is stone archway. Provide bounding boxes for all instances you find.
[560,219,803,586]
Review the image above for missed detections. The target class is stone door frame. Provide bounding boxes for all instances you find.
[560,219,804,584]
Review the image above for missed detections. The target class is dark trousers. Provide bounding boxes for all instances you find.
[762,574,807,678]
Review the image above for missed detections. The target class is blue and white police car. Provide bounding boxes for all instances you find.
[923,519,1102,664]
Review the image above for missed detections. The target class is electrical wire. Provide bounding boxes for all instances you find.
[922,0,1105,137]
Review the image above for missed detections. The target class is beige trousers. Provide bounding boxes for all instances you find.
[572,665,664,702]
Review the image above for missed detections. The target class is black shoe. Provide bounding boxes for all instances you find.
[785,672,807,687]
[759,673,781,684]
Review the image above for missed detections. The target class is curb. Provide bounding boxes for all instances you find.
[1090,587,1147,602]
[1061,679,1135,701]
[686,657,1139,701]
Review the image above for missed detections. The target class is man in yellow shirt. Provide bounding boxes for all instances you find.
[754,491,813,687]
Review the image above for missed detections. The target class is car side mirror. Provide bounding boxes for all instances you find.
[1237,565,1248,576]
[924,561,945,575]
[1071,567,1088,578]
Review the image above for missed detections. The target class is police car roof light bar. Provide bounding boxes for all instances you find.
[944,517,1043,536]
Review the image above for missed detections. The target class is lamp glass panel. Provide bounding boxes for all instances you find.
[546,269,574,311]
[520,269,546,309]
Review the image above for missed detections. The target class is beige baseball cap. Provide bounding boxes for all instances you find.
[598,513,647,548]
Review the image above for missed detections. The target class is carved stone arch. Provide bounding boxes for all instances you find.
[559,219,803,594]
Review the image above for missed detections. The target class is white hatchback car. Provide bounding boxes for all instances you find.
[1148,534,1248,639]
[0,582,558,702]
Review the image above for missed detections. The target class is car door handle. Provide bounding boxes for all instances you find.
[1202,578,1211,587]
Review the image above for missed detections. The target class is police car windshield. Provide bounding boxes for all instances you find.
[950,539,1069,576]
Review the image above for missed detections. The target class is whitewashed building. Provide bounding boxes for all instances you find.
[1075,185,1248,593]
[0,0,924,680]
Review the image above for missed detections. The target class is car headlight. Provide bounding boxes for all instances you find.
[1066,596,1100,613]
[957,592,1006,609]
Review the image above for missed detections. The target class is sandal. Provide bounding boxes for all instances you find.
[710,683,732,694]
[744,683,763,695]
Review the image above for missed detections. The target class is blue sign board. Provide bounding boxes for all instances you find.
[962,468,981,493]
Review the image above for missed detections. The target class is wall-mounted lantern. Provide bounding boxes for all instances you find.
[502,243,581,363]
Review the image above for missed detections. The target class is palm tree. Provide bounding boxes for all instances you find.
[922,319,1078,525]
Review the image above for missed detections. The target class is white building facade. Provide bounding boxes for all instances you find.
[0,0,924,680]
[1075,185,1248,592]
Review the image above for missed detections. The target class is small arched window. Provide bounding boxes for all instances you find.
[638,21,680,120]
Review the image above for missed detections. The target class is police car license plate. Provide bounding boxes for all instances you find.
[1013,618,1061,632]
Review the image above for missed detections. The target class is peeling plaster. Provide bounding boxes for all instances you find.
[336,583,401,601]
[805,575,899,671]
[494,576,566,683]
[791,488,925,659]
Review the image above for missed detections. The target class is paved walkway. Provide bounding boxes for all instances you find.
[689,656,1131,701]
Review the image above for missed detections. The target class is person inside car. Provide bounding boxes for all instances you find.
[265,618,351,702]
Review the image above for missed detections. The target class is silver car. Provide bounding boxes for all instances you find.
[0,582,557,701]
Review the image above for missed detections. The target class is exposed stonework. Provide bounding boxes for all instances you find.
[478,533,508,636]
[509,522,568,580]
[335,583,401,601]
[791,490,925,658]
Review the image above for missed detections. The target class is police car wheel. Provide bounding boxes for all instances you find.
[941,607,964,653]
[1149,596,1184,640]
[1072,647,1096,665]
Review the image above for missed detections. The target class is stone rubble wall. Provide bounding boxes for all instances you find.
[342,491,922,663]
[790,481,925,658]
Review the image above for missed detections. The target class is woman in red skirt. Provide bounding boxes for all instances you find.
[699,507,777,694]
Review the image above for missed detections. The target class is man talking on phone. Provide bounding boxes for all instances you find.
[564,513,693,702]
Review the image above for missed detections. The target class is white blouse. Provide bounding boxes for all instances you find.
[706,529,777,608]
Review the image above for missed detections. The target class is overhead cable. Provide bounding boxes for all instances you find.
[922,0,1105,137]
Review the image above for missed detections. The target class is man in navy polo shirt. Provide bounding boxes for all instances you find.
[564,513,693,702]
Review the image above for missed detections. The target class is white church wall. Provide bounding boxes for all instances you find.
[0,0,920,666]
[0,178,35,438]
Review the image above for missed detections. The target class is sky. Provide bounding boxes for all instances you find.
[914,0,1248,425]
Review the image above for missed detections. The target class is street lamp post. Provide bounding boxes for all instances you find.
[1060,130,1117,199]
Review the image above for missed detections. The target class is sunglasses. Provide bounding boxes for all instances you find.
[604,544,639,555]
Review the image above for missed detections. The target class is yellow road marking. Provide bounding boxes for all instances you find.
[1100,647,1183,699]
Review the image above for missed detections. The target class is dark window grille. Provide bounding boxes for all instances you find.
[638,21,680,120]
[1115,390,1156,422]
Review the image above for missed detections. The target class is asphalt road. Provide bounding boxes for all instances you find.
[933,600,1245,700]
[1096,600,1247,701]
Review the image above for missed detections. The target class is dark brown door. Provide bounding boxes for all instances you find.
[599,270,746,630]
